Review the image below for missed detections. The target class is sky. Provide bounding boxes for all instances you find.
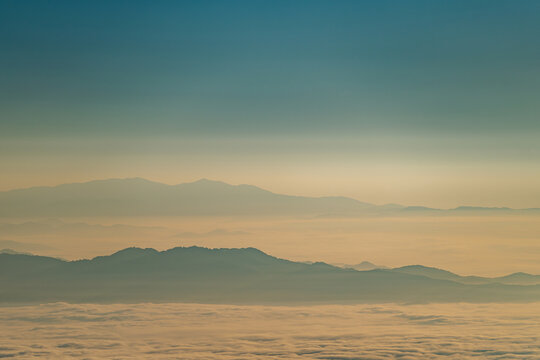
[2,0,540,208]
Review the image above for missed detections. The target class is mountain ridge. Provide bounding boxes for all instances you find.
[1,178,539,217]
[0,178,374,217]
[2,246,540,304]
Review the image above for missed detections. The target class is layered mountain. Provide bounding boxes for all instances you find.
[1,178,539,218]
[393,265,540,286]
[0,178,374,217]
[1,247,539,304]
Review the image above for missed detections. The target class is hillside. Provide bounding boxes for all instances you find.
[0,178,374,217]
[1,247,540,304]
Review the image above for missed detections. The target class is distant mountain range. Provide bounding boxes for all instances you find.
[0,178,372,217]
[391,265,540,286]
[1,246,539,304]
[1,178,539,217]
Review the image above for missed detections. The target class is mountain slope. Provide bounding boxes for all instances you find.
[1,247,539,304]
[1,178,539,217]
[0,178,374,217]
[392,265,540,285]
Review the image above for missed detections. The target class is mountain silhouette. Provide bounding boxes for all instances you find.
[1,247,539,304]
[393,265,540,285]
[2,178,539,218]
[0,178,374,217]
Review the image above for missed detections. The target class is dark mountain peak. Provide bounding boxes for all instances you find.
[396,264,450,271]
[2,246,540,304]
[91,247,159,262]
[397,265,433,270]
[309,261,338,269]
[492,272,540,285]
[163,245,270,257]
[499,272,534,278]
[393,265,459,278]
[111,246,157,255]
[163,245,213,254]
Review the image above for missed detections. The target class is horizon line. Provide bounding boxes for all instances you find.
[1,177,539,211]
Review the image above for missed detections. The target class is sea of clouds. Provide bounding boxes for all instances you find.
[1,302,539,359]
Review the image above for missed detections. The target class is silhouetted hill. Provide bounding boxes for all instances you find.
[1,247,539,304]
[0,178,374,217]
[3,178,539,218]
[392,265,540,286]
[494,272,540,285]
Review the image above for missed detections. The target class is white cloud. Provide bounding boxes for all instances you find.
[1,302,539,359]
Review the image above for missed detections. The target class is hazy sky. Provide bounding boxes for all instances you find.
[2,0,540,207]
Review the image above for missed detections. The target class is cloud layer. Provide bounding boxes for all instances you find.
[1,302,539,359]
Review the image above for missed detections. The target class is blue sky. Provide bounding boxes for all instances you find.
[2,0,540,136]
[1,0,540,206]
